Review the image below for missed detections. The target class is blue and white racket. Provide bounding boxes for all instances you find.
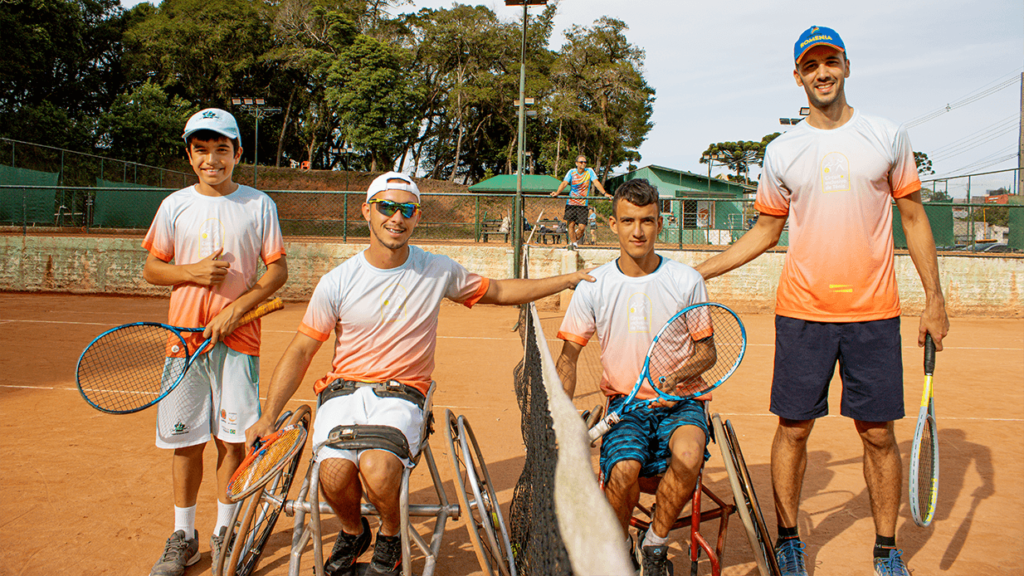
[587,302,746,443]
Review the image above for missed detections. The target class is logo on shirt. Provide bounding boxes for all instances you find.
[829,284,854,294]
[199,218,225,258]
[626,293,653,334]
[821,153,851,193]
[380,284,408,323]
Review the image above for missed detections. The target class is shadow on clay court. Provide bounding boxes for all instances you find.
[905,428,994,570]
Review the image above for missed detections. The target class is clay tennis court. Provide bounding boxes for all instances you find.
[1,293,1021,575]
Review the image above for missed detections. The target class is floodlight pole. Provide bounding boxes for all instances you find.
[513,1,528,279]
[232,97,281,189]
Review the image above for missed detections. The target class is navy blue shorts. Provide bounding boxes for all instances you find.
[599,396,710,482]
[770,316,904,422]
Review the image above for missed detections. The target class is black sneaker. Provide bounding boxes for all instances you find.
[638,544,673,576]
[324,517,371,576]
[365,531,402,576]
[150,530,200,576]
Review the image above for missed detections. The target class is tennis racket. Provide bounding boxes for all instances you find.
[909,334,939,527]
[226,405,309,503]
[76,298,284,414]
[587,302,746,443]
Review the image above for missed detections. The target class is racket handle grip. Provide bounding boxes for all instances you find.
[587,413,620,445]
[239,298,284,326]
[924,334,935,375]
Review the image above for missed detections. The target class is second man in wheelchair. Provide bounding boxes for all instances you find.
[555,179,711,576]
[245,172,593,576]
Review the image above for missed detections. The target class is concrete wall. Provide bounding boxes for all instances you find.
[2,235,1021,318]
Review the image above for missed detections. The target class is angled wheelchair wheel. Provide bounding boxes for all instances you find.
[220,406,310,576]
[712,414,780,576]
[444,410,516,576]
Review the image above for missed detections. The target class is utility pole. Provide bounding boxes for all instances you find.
[1018,72,1023,195]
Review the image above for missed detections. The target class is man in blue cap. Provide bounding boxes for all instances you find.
[696,26,948,576]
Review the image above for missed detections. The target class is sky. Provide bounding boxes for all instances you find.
[123,0,1023,197]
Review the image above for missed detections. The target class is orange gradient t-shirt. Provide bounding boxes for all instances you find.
[557,257,709,400]
[299,246,490,396]
[754,111,921,322]
[142,185,286,356]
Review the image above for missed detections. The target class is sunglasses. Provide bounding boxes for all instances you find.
[576,160,586,164]
[368,199,420,218]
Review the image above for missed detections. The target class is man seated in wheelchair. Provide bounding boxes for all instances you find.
[554,179,711,576]
[245,172,594,576]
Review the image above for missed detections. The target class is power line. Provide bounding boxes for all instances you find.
[930,120,1019,163]
[935,146,1018,178]
[904,69,1023,129]
[928,113,1019,157]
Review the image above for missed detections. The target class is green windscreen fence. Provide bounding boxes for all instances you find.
[893,203,953,249]
[0,165,60,224]
[1009,203,1023,251]
[93,180,175,228]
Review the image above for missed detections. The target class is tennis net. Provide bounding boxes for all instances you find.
[508,250,631,576]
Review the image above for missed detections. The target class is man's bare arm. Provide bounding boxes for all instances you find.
[895,191,949,349]
[694,214,787,281]
[245,332,322,447]
[555,340,584,399]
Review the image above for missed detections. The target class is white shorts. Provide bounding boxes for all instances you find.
[155,343,261,449]
[311,386,424,469]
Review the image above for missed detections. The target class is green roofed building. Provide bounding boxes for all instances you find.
[468,174,563,193]
[605,165,758,245]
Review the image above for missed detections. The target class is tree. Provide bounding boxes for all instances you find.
[325,35,422,171]
[914,151,934,176]
[699,133,780,184]
[548,17,654,181]
[921,187,952,203]
[0,0,130,150]
[97,81,196,166]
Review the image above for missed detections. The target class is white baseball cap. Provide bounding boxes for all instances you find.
[182,108,241,142]
[366,171,420,202]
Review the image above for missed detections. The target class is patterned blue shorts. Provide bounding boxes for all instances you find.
[599,395,710,482]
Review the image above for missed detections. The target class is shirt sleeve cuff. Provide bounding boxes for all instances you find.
[461,278,491,308]
[298,323,330,342]
[557,331,589,347]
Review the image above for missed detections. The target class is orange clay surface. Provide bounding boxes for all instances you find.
[1,293,1021,576]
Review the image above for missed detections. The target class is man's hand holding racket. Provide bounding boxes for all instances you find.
[587,303,746,443]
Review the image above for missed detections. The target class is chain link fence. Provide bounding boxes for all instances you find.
[1,143,1020,254]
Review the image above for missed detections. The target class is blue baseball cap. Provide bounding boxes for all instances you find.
[794,26,845,64]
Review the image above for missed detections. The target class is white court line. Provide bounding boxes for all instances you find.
[714,412,1024,422]
[3,386,1020,421]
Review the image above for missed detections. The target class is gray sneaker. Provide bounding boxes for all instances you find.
[150,530,200,576]
[210,526,227,575]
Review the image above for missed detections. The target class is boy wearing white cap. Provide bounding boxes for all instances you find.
[142,108,289,576]
[245,172,594,576]
[696,26,947,576]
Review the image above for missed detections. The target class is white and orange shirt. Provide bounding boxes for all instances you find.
[142,185,286,356]
[755,110,921,322]
[557,257,709,400]
[299,246,490,396]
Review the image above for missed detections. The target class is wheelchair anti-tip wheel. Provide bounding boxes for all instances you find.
[216,405,310,576]
[444,409,516,576]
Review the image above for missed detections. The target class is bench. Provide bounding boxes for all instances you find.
[533,218,567,245]
[480,218,509,243]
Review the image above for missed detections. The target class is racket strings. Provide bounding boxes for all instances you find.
[917,426,936,511]
[227,427,304,499]
[647,306,744,396]
[78,325,187,412]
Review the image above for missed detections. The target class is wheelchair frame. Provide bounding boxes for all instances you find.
[215,381,516,576]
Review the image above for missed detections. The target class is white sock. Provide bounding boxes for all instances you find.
[643,528,669,548]
[215,501,238,532]
[174,505,196,538]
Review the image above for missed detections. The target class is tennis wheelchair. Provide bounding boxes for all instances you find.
[591,402,781,576]
[214,381,516,576]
